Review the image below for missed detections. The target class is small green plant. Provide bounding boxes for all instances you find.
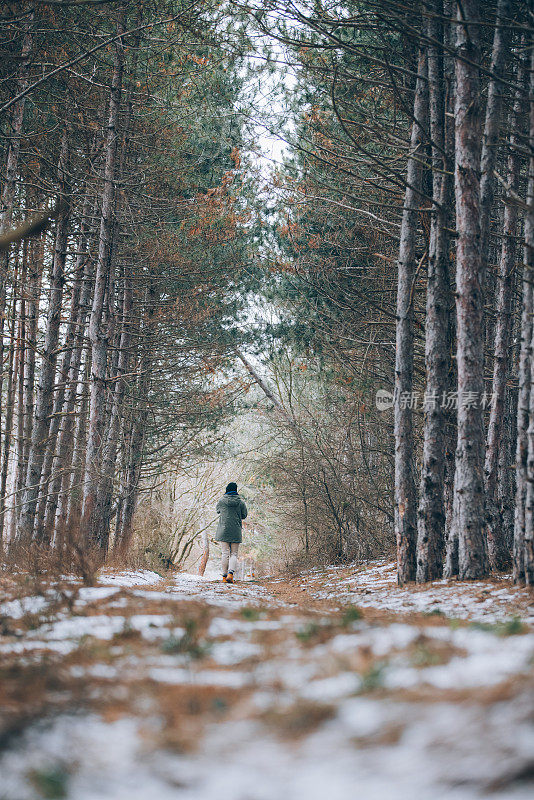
[295,622,321,642]
[498,617,525,636]
[423,607,445,617]
[411,643,443,667]
[358,662,387,693]
[469,621,491,632]
[470,616,525,636]
[241,607,261,622]
[211,696,228,713]
[161,618,207,659]
[28,765,68,799]
[161,635,184,654]
[341,606,363,626]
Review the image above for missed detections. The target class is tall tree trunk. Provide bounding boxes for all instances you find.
[81,7,125,550]
[481,0,513,368]
[198,529,210,576]
[394,45,428,584]
[20,237,43,503]
[42,196,96,541]
[114,283,157,554]
[443,0,458,573]
[513,183,534,580]
[479,0,511,274]
[0,19,33,501]
[17,131,70,544]
[0,16,32,230]
[416,2,452,582]
[0,21,31,231]
[485,46,527,572]
[453,0,488,579]
[499,387,516,552]
[520,45,534,586]
[34,189,95,544]
[59,352,90,549]
[11,250,27,542]
[92,274,133,550]
[114,404,146,555]
[7,240,29,541]
[0,270,19,544]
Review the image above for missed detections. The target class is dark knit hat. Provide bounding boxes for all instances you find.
[225,482,238,494]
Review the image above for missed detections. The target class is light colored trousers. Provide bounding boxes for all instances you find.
[221,542,239,574]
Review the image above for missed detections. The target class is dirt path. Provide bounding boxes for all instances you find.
[1,562,533,799]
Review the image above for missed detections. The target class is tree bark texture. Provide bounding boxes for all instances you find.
[417,1,452,582]
[42,198,96,540]
[0,274,19,542]
[92,276,133,551]
[81,7,125,549]
[442,0,458,575]
[520,44,534,586]
[479,0,510,274]
[0,19,33,521]
[395,46,428,584]
[485,46,527,572]
[17,131,70,544]
[453,0,489,579]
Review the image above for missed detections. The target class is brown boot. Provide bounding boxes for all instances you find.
[222,575,227,583]
[227,572,234,584]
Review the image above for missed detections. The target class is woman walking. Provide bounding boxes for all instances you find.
[216,482,247,583]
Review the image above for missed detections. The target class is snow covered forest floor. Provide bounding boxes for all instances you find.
[1,560,533,800]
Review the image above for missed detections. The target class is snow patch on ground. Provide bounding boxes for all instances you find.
[2,700,532,800]
[210,639,262,665]
[98,570,164,588]
[307,560,534,624]
[0,612,179,653]
[385,627,534,690]
[76,587,121,603]
[208,617,282,637]
[300,672,362,701]
[148,666,253,688]
[0,594,51,620]
[0,638,78,655]
[164,573,278,610]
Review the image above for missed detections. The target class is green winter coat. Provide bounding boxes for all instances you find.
[215,493,247,543]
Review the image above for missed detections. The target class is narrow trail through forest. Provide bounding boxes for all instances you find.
[1,562,533,799]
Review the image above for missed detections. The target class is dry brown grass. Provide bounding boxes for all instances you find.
[2,529,101,587]
[261,699,336,739]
